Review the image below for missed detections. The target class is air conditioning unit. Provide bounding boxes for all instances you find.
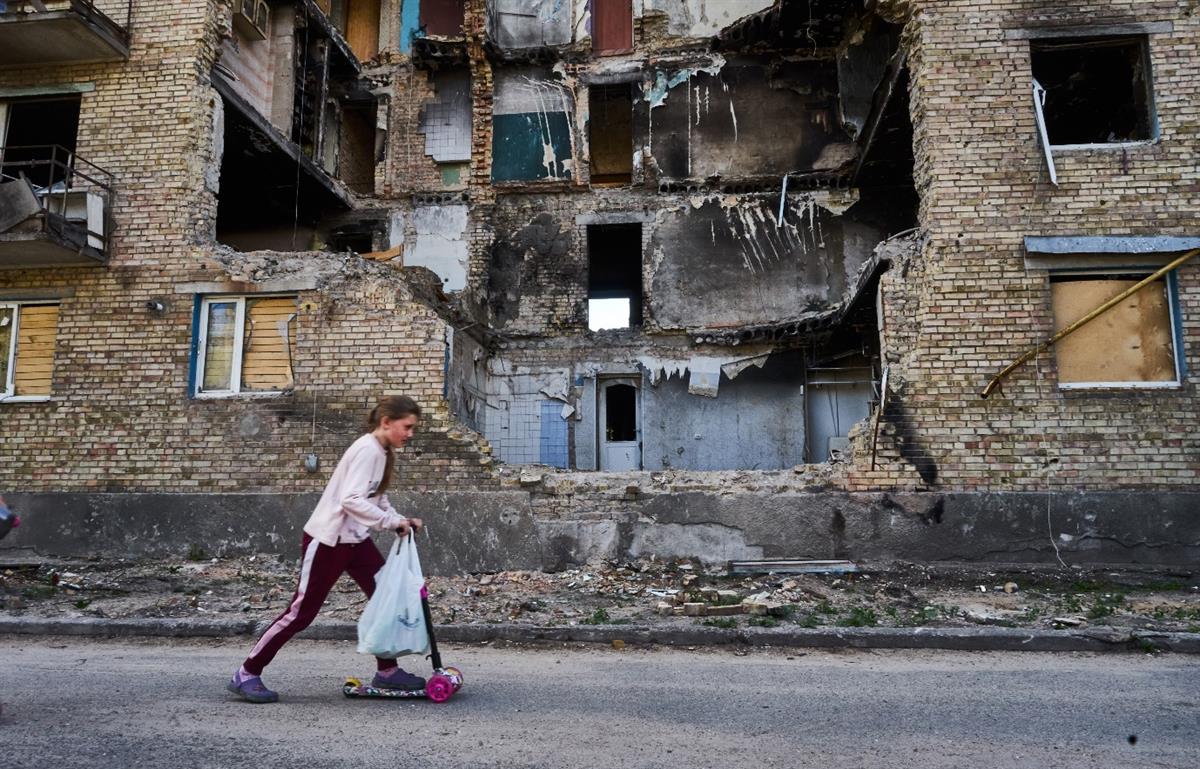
[232,0,270,41]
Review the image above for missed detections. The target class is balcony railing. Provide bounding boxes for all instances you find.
[0,0,132,66]
[0,145,115,267]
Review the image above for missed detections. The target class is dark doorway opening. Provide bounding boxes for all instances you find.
[587,223,642,330]
[1,96,82,186]
[588,84,633,185]
[605,382,637,442]
[1031,36,1155,145]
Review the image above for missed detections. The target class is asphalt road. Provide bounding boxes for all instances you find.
[0,637,1196,769]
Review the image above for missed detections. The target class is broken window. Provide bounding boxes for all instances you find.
[587,223,642,330]
[0,301,60,401]
[1050,272,1180,387]
[587,84,632,184]
[0,95,82,187]
[195,295,298,397]
[1030,36,1155,146]
[592,0,633,54]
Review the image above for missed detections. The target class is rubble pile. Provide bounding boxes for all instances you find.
[1,555,1198,635]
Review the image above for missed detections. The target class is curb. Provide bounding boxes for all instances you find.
[1,616,1198,653]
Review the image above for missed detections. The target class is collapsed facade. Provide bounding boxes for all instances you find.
[0,0,1197,571]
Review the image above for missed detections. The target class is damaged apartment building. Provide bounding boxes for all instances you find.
[0,0,1198,571]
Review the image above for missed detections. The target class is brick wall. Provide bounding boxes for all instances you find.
[851,0,1200,491]
[0,0,497,495]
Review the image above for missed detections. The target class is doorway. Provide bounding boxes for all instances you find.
[598,377,641,470]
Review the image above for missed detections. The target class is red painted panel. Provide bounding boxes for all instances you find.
[421,0,465,37]
[593,0,633,53]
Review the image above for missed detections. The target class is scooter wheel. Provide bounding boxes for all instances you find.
[426,674,455,703]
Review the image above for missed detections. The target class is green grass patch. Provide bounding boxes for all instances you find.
[836,607,878,627]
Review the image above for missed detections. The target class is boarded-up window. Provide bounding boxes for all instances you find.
[592,0,633,54]
[346,0,381,61]
[0,302,60,400]
[1051,275,1178,385]
[196,296,297,396]
[588,84,632,184]
[422,0,465,36]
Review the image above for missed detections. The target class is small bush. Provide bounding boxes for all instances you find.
[581,607,610,625]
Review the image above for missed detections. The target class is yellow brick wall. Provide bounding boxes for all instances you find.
[852,0,1200,491]
[0,0,497,493]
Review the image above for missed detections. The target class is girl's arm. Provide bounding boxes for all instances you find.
[339,448,407,531]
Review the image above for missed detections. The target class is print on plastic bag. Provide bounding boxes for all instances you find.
[357,533,430,658]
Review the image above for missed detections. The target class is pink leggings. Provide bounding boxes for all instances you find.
[242,534,396,675]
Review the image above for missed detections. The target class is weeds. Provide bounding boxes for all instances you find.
[187,544,207,562]
[1087,593,1126,620]
[837,607,878,627]
[702,617,737,629]
[581,607,610,625]
[748,617,778,628]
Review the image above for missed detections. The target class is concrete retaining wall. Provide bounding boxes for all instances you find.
[2,490,1197,572]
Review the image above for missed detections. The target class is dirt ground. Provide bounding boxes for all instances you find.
[2,551,1198,635]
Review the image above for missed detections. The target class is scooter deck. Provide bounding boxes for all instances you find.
[342,678,427,699]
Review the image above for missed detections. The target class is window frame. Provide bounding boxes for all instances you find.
[0,300,59,403]
[1049,267,1184,391]
[1029,34,1160,152]
[193,294,296,399]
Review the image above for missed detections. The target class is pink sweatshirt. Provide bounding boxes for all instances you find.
[302,433,408,546]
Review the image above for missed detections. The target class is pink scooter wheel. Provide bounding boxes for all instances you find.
[426,674,455,703]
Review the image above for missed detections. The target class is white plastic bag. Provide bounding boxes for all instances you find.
[357,534,429,657]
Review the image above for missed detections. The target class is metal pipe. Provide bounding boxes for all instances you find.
[980,248,1200,399]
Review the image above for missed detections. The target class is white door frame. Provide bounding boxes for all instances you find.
[597,376,641,470]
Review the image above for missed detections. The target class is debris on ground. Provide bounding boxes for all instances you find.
[1,556,1197,635]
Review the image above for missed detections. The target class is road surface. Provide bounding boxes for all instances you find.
[0,637,1196,768]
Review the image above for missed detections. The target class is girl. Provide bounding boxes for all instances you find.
[227,395,426,703]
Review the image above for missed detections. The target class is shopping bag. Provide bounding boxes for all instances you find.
[357,534,429,657]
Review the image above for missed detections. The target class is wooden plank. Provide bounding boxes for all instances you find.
[241,297,296,391]
[13,304,58,396]
[1052,279,1175,383]
[346,0,381,61]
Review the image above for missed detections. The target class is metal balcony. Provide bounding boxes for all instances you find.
[0,0,131,66]
[0,145,114,268]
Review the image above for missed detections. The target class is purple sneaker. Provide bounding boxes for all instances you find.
[227,674,279,703]
[371,667,426,692]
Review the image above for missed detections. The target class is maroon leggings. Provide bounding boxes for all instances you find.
[242,534,396,675]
